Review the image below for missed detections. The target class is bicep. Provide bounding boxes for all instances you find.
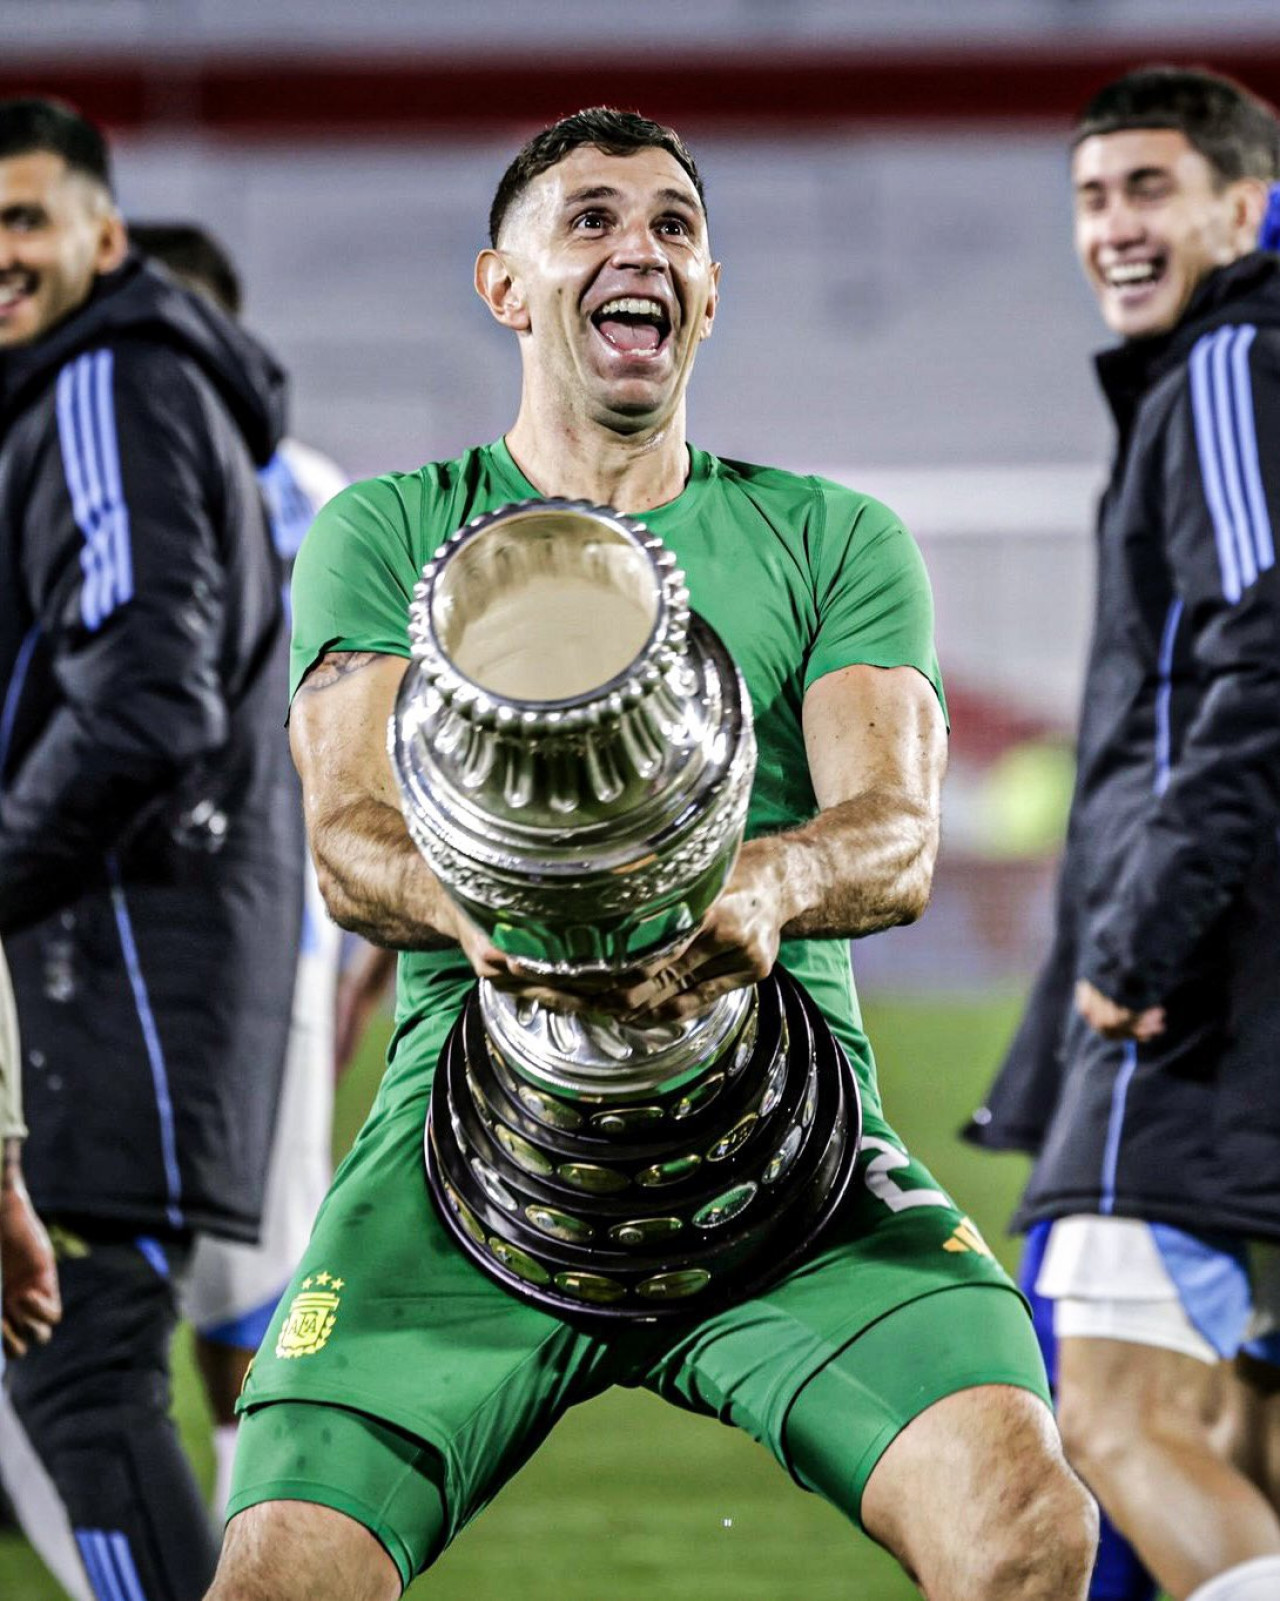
[801,663,947,813]
[289,651,410,829]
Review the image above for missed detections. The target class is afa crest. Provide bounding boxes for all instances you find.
[276,1271,345,1358]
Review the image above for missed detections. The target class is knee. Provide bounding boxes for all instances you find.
[1056,1358,1203,1480]
[1056,1376,1126,1476]
[971,1458,1099,1601]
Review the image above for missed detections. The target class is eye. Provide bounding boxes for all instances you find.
[2,206,46,233]
[1132,178,1173,203]
[572,210,609,232]
[656,214,692,238]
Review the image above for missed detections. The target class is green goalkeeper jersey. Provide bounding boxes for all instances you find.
[290,438,944,1116]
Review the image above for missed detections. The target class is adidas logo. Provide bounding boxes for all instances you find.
[943,1217,992,1257]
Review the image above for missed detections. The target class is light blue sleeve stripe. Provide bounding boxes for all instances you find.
[108,856,185,1230]
[107,1532,149,1601]
[76,1531,125,1601]
[57,360,106,630]
[92,350,134,612]
[75,1531,106,1600]
[1190,333,1243,602]
[74,355,115,625]
[1210,328,1258,590]
[1228,324,1277,574]
[55,351,132,633]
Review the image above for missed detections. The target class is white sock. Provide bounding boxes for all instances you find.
[212,1422,239,1522]
[1188,1555,1280,1601]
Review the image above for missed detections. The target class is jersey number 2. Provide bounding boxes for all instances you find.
[861,1136,951,1214]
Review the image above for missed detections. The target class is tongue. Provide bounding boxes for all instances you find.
[599,318,661,352]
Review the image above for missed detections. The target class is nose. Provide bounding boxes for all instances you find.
[1095,196,1146,250]
[610,216,666,272]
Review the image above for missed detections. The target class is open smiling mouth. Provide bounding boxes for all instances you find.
[0,276,36,317]
[590,296,673,357]
[1103,258,1166,296]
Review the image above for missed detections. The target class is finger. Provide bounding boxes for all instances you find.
[21,1289,61,1325]
[655,971,758,1021]
[616,962,694,1017]
[1137,1007,1166,1039]
[624,956,756,1022]
[1,1320,26,1360]
[10,1315,53,1347]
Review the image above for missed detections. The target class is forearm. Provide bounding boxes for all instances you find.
[2,1137,23,1196]
[765,790,939,941]
[312,796,460,951]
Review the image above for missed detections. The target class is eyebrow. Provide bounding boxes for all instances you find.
[561,184,702,215]
[1075,165,1173,193]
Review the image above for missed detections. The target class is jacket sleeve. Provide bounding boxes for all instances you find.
[1083,324,1280,1009]
[0,343,232,934]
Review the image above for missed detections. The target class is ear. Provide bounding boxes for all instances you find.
[699,260,722,342]
[475,248,530,332]
[1233,177,1271,250]
[96,210,129,276]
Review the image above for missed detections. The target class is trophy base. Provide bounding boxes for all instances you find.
[425,968,862,1323]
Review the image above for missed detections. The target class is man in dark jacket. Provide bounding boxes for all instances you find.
[0,99,303,1598]
[970,68,1280,1601]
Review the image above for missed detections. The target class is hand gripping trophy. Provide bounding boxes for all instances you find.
[391,501,862,1319]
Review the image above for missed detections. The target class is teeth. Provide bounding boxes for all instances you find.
[596,297,667,320]
[1106,262,1158,286]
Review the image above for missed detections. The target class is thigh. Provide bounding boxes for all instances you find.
[644,1114,1046,1518]
[1057,1334,1233,1452]
[229,1402,448,1592]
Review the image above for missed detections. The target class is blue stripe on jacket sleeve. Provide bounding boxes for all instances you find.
[1228,325,1276,573]
[1190,332,1243,601]
[1210,329,1258,591]
[1190,326,1276,603]
[55,351,133,632]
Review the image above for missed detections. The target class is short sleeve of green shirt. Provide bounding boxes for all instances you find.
[803,480,946,722]
[289,477,419,700]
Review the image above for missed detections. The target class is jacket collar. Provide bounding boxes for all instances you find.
[1094,252,1280,435]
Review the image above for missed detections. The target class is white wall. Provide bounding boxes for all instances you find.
[7,0,1280,57]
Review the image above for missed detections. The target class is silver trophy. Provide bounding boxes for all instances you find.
[391,500,861,1320]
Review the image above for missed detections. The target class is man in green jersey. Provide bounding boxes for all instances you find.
[206,109,1096,1601]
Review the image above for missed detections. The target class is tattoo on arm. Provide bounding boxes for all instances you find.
[296,651,384,695]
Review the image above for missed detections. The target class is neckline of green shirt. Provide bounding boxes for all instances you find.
[487,435,716,533]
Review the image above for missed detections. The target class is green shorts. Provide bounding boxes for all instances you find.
[232,1068,1048,1588]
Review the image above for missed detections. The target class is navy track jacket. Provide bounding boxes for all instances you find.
[0,255,304,1241]
[969,253,1280,1240]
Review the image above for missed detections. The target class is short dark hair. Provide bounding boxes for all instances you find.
[129,221,243,317]
[1073,67,1280,185]
[0,97,113,192]
[488,106,706,246]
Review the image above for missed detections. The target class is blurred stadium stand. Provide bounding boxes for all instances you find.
[4,0,1276,992]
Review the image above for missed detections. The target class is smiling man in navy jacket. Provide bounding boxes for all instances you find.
[0,99,303,1600]
[971,67,1280,1601]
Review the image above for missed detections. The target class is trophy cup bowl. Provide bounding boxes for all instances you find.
[391,500,860,1320]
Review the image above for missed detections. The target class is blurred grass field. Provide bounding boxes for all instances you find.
[0,991,1039,1600]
